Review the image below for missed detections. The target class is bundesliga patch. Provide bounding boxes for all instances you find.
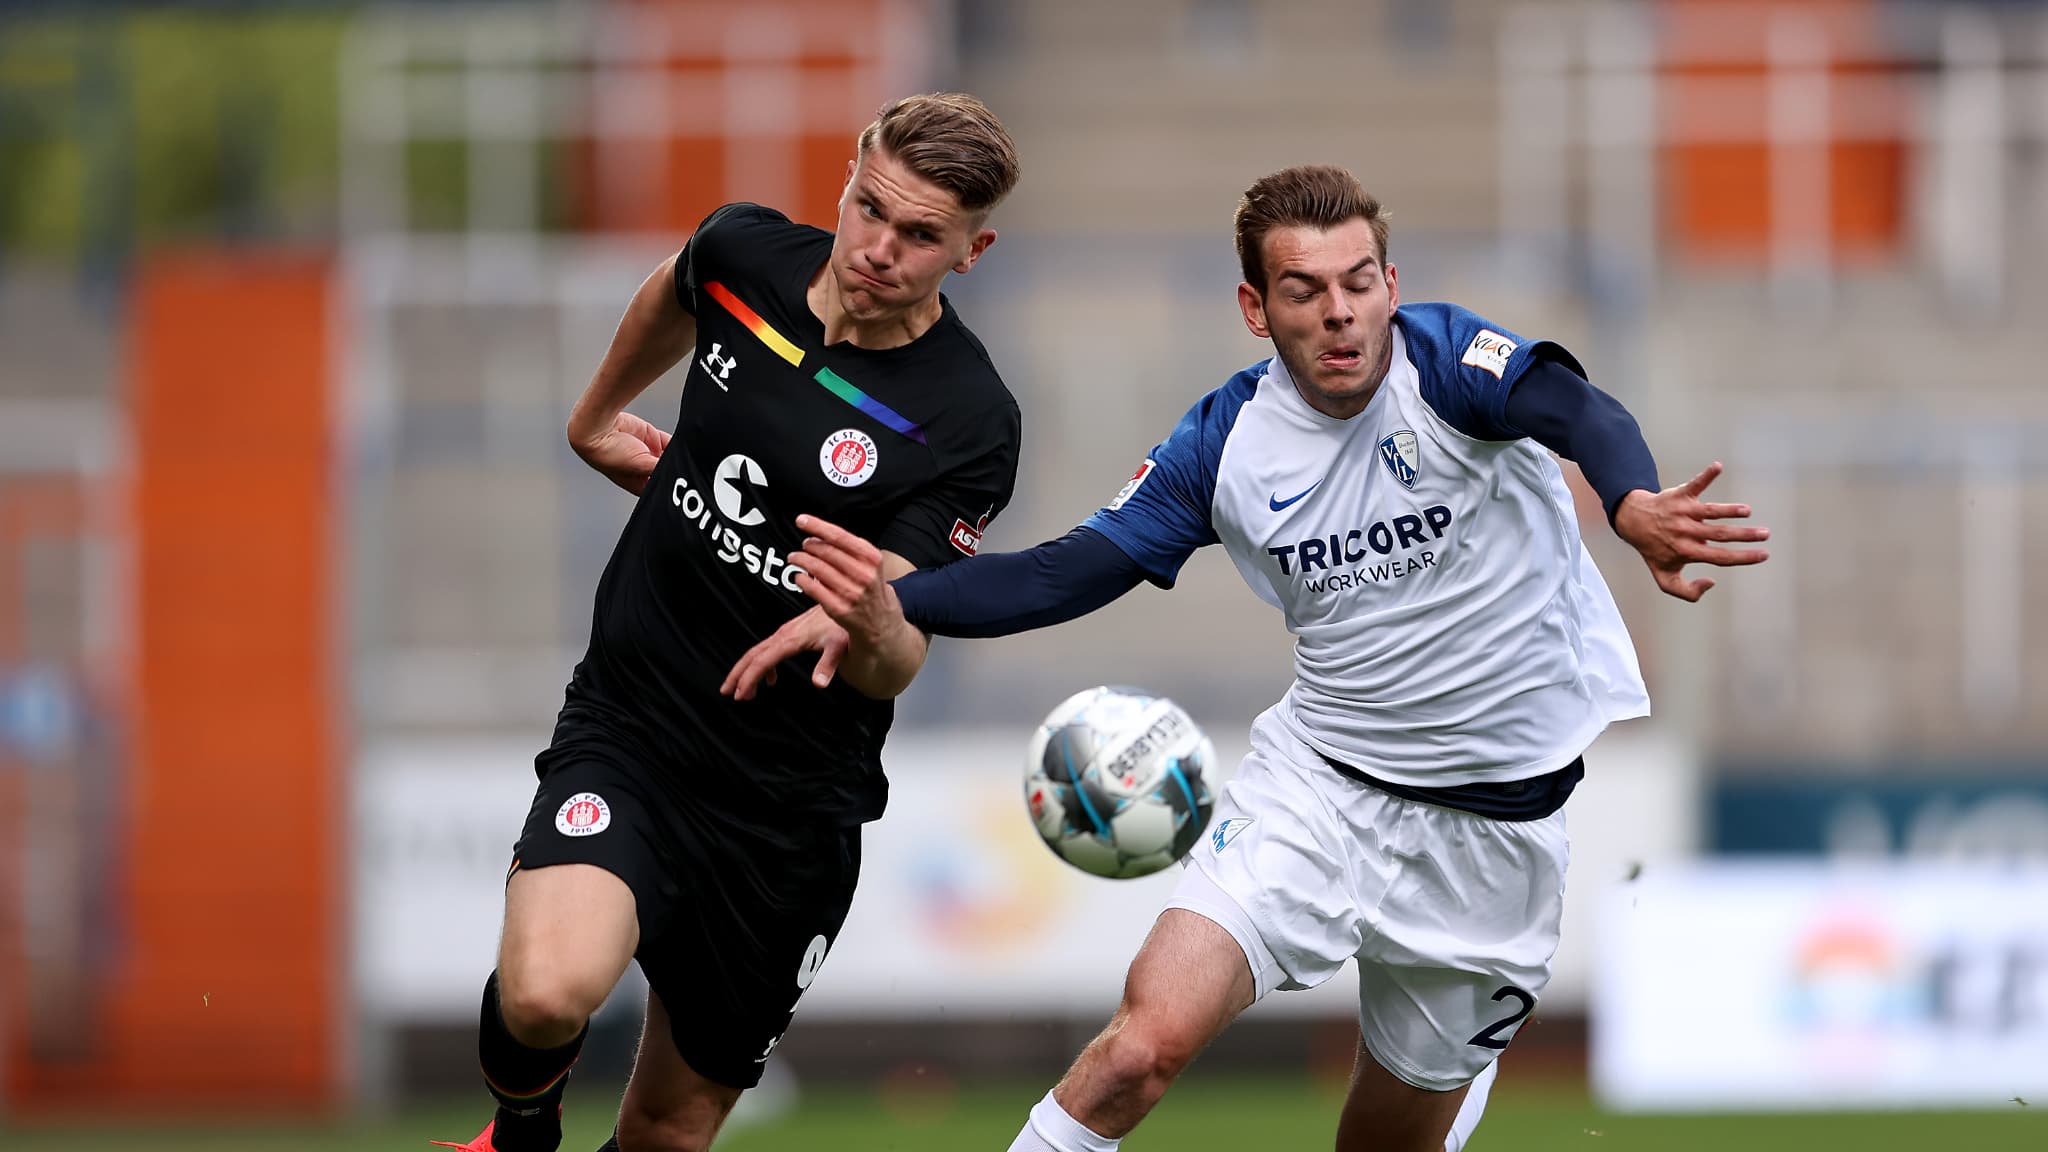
[555,792,611,837]
[1107,460,1155,511]
[949,518,983,556]
[819,429,879,487]
[1460,329,1517,379]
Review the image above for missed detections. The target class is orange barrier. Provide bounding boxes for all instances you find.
[1661,0,1906,265]
[6,252,342,1113]
[577,0,900,233]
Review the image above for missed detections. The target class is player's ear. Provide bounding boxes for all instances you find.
[1384,262,1399,313]
[954,228,997,274]
[1238,281,1271,339]
[836,159,857,215]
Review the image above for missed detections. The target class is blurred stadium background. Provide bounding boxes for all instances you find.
[3,0,2047,1147]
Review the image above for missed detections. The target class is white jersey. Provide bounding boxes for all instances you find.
[1085,302,1648,787]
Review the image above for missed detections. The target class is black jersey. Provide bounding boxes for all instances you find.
[555,203,1021,824]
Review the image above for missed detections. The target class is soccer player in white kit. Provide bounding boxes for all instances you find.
[722,165,1770,1151]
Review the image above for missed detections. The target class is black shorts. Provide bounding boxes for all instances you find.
[511,745,861,1089]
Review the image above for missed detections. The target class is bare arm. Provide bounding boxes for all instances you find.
[787,524,931,699]
[567,254,698,494]
[721,527,932,702]
[828,549,931,698]
[723,519,1151,700]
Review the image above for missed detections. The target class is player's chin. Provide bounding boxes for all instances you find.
[1310,362,1375,396]
[840,274,908,315]
[836,279,885,315]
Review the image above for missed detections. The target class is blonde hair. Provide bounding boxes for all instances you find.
[857,93,1021,215]
[1234,165,1390,291]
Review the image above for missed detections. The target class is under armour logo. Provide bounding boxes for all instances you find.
[701,343,738,389]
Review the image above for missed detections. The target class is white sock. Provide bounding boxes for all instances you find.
[1444,1060,1499,1152]
[1006,1089,1120,1152]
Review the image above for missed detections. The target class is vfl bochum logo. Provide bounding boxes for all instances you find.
[1379,430,1420,490]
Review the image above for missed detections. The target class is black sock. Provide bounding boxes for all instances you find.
[478,970,587,1152]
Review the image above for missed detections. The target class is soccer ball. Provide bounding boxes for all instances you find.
[1023,686,1216,879]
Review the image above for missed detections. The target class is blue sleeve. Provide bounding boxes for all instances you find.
[1077,369,1258,587]
[891,527,1147,639]
[1502,355,1661,524]
[1397,304,1588,441]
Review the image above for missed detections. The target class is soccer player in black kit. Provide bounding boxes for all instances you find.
[434,94,1023,1152]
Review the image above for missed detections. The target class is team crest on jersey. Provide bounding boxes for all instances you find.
[819,429,880,487]
[555,792,611,837]
[1379,430,1420,489]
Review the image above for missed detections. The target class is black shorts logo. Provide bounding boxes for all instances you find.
[796,933,830,990]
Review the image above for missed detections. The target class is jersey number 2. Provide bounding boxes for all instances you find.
[1467,986,1534,1050]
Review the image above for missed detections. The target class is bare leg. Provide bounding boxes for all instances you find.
[473,863,639,1151]
[497,864,639,1047]
[611,988,743,1152]
[1010,909,1255,1150]
[1332,1036,1471,1152]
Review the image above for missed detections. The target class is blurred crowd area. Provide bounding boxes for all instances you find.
[8,0,2048,768]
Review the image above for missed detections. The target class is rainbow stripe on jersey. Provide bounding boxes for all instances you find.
[704,281,926,444]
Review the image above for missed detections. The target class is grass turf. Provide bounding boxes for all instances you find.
[3,1077,2041,1151]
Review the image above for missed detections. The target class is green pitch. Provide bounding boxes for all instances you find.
[3,1077,2041,1151]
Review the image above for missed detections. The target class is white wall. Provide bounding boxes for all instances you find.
[1595,861,2048,1110]
[354,719,1696,1024]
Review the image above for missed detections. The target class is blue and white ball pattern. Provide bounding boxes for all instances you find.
[1024,686,1216,879]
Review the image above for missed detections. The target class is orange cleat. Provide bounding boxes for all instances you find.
[430,1119,498,1152]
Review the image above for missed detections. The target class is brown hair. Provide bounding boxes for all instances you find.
[857,93,1020,216]
[1233,165,1390,291]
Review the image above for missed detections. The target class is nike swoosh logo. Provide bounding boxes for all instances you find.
[1268,479,1322,512]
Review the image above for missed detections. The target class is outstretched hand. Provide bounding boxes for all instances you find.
[720,605,850,701]
[786,514,904,639]
[720,514,923,701]
[1612,461,1770,602]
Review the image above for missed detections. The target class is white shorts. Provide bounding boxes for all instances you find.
[1167,707,1570,1090]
